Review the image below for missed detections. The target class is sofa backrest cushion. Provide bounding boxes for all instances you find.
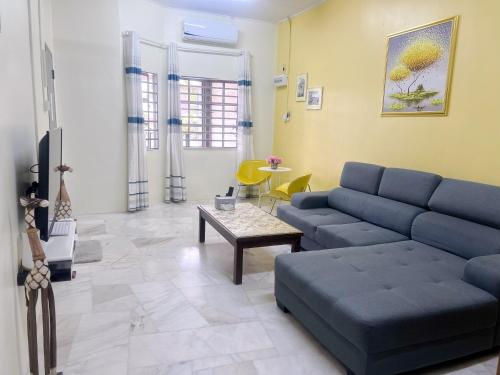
[429,178,500,229]
[378,168,442,208]
[361,195,426,236]
[412,212,500,259]
[328,188,368,218]
[329,187,425,236]
[340,162,385,195]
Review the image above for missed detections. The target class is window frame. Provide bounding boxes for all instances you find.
[180,76,238,149]
[141,71,159,151]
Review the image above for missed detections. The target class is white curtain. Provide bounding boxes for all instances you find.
[124,31,149,211]
[236,51,254,168]
[165,43,186,202]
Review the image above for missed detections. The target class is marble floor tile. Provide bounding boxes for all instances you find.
[56,314,82,367]
[129,322,273,369]
[132,236,176,249]
[53,277,93,315]
[170,270,223,288]
[180,284,258,324]
[129,362,193,375]
[92,267,145,286]
[254,300,336,357]
[68,311,131,364]
[54,202,498,375]
[129,329,218,368]
[252,351,344,375]
[64,344,128,375]
[131,281,209,332]
[92,284,140,312]
[194,360,258,375]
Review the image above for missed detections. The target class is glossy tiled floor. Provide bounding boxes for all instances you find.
[54,201,499,375]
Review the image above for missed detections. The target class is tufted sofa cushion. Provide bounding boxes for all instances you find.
[315,222,407,249]
[275,241,498,354]
[277,205,360,238]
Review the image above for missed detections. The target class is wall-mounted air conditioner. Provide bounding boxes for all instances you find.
[183,18,238,47]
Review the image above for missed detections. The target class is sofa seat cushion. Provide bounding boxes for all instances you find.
[275,241,498,354]
[314,222,407,249]
[277,205,360,238]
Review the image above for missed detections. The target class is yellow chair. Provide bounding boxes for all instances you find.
[235,160,272,199]
[260,173,312,213]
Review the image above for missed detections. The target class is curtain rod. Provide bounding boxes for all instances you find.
[122,32,245,57]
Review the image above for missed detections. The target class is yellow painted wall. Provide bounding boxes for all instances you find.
[273,0,500,190]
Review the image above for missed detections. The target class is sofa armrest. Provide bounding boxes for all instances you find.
[463,255,500,298]
[291,191,330,209]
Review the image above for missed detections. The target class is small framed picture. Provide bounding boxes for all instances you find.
[307,87,323,110]
[295,73,308,102]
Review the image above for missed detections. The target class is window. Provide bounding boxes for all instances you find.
[141,71,159,150]
[180,77,238,148]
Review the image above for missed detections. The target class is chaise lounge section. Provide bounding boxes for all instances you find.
[275,162,500,374]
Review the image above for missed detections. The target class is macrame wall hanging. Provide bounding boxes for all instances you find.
[54,165,73,220]
[20,193,59,375]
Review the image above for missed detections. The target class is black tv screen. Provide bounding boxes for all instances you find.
[35,129,62,242]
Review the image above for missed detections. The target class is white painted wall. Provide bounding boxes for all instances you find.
[28,0,54,140]
[51,0,276,214]
[0,0,39,372]
[51,0,127,214]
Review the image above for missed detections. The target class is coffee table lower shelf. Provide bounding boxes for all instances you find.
[198,206,302,285]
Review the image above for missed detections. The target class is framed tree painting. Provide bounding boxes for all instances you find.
[296,73,308,101]
[382,16,459,116]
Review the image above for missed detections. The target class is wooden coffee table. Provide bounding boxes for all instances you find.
[198,203,303,285]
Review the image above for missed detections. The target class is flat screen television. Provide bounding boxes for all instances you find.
[35,128,63,242]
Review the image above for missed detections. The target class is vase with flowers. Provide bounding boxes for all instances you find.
[266,155,283,170]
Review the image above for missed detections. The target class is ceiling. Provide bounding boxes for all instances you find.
[155,0,325,22]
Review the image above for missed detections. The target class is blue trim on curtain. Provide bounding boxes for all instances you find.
[167,118,182,125]
[238,79,252,87]
[168,74,180,81]
[125,66,142,75]
[238,120,253,128]
[128,116,144,124]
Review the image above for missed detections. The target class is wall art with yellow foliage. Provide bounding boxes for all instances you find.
[382,16,459,116]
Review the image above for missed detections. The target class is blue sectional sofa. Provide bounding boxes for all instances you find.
[275,162,500,375]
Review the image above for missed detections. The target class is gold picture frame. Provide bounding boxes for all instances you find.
[381,16,459,116]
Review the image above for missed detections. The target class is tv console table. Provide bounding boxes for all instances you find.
[18,219,77,284]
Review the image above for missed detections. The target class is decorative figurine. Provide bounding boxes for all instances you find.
[20,187,58,375]
[54,165,73,220]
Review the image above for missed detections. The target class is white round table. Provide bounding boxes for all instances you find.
[258,166,292,187]
[258,166,292,173]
